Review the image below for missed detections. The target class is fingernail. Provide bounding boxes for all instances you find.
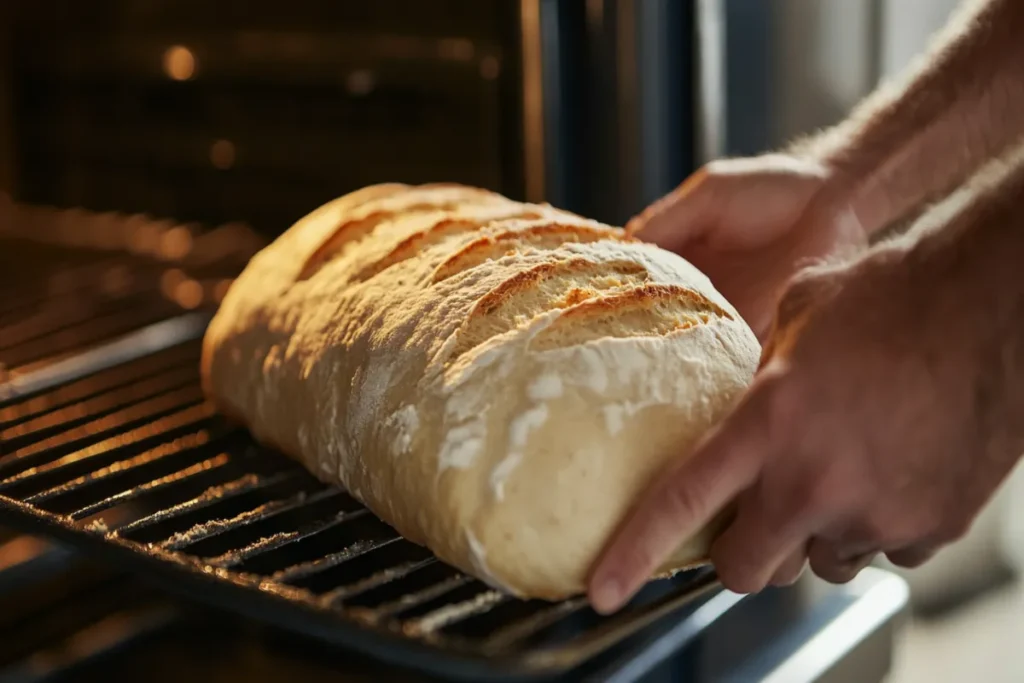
[591,577,623,615]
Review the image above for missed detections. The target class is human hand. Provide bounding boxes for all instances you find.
[628,154,868,340]
[588,242,1024,613]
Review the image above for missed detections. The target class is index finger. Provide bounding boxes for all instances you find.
[626,169,717,245]
[587,392,769,613]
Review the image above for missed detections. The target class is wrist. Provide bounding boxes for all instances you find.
[818,143,901,241]
[786,131,895,241]
[794,168,876,251]
[906,187,1024,458]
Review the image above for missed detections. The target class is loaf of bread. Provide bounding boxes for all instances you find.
[200,183,760,600]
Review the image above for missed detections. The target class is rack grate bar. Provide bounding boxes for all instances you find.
[368,574,475,623]
[0,388,208,465]
[0,313,210,404]
[111,473,277,537]
[0,256,732,682]
[322,557,439,606]
[1,287,163,352]
[405,590,510,637]
[271,536,403,585]
[158,498,296,550]
[1,369,199,451]
[0,405,217,491]
[68,453,232,520]
[161,487,346,552]
[207,508,371,569]
[482,599,590,652]
[24,429,229,506]
[4,301,185,373]
[0,343,201,432]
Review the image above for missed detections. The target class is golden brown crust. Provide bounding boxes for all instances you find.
[355,217,481,282]
[298,187,517,281]
[293,184,413,280]
[299,206,438,280]
[447,258,656,364]
[352,211,546,283]
[433,223,634,284]
[476,261,560,314]
[526,284,733,353]
[555,283,731,322]
[475,258,648,315]
[201,182,762,601]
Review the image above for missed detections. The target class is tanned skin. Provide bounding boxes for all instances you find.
[589,0,1024,613]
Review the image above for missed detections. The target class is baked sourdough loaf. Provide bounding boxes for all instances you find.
[201,183,760,600]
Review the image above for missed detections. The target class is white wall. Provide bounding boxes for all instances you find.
[769,0,876,145]
[879,0,962,81]
[726,0,963,150]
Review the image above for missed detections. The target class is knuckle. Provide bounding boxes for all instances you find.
[770,553,808,587]
[712,556,764,595]
[708,526,771,595]
[887,547,934,569]
[841,516,888,550]
[775,263,845,326]
[874,514,912,546]
[807,553,836,582]
[775,272,826,329]
[808,549,856,585]
[781,269,821,301]
[771,565,805,588]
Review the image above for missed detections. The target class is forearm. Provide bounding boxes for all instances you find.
[907,152,1024,461]
[795,0,1024,237]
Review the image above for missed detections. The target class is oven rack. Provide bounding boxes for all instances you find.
[0,205,737,681]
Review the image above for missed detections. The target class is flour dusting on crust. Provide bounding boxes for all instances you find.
[200,182,760,600]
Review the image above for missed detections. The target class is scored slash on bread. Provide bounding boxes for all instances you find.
[449,258,651,362]
[298,185,517,281]
[432,222,637,283]
[528,284,732,353]
[351,209,547,284]
[201,183,760,601]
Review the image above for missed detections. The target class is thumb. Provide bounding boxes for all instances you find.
[587,390,769,613]
[626,168,719,248]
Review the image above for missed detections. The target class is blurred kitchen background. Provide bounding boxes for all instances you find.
[1,1,1023,681]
